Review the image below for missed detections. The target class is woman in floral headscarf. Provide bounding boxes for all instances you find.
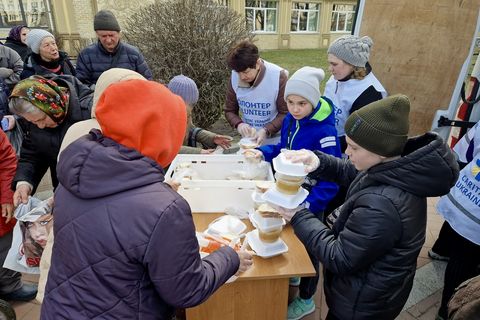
[8,75,93,206]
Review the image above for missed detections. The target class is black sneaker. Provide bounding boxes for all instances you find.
[0,283,38,302]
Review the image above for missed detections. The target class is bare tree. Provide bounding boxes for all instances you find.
[124,0,253,128]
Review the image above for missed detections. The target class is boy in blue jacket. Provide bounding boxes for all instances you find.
[247,66,341,319]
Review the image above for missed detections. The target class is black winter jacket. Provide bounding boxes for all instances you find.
[3,38,31,62]
[290,133,459,320]
[12,75,93,193]
[21,51,76,80]
[75,41,153,85]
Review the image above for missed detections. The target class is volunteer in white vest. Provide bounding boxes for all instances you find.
[224,40,288,145]
[436,121,480,320]
[324,35,387,152]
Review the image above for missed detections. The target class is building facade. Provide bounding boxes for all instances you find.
[0,0,356,54]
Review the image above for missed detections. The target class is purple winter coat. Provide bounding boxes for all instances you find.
[41,130,239,319]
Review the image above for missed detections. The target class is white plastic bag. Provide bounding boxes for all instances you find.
[3,197,53,274]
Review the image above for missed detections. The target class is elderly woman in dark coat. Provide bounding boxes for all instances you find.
[21,29,75,79]
[8,75,92,206]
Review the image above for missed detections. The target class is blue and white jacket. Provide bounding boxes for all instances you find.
[259,97,341,214]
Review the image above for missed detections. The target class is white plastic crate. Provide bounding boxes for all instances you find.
[165,154,274,182]
[177,180,256,213]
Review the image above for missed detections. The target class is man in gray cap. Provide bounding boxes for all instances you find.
[76,9,153,85]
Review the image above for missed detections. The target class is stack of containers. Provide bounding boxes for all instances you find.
[246,152,309,258]
[262,153,309,210]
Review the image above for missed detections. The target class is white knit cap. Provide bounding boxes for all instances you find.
[25,29,55,54]
[284,67,325,107]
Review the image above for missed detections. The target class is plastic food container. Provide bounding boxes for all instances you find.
[258,226,282,243]
[249,210,284,232]
[251,192,266,210]
[272,153,307,177]
[246,230,288,258]
[206,215,247,236]
[255,181,272,194]
[275,173,305,195]
[239,137,258,149]
[262,186,309,209]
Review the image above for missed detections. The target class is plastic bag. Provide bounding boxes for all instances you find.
[3,197,53,274]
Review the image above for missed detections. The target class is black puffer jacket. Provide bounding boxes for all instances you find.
[12,75,93,193]
[290,133,459,320]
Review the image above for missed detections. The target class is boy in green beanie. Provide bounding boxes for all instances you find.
[271,94,459,320]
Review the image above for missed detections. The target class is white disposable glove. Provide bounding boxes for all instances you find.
[282,149,320,173]
[254,128,268,146]
[237,123,256,138]
[242,148,263,161]
[269,203,306,222]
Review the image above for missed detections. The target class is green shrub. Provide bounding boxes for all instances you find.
[124,0,253,128]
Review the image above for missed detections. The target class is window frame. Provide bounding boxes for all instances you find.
[245,0,278,34]
[290,2,321,33]
[330,3,356,33]
[0,0,54,30]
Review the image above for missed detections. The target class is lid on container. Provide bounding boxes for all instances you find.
[272,153,307,177]
[262,187,308,209]
[249,209,285,232]
[246,229,288,258]
[206,215,247,236]
[255,180,273,193]
[251,191,267,203]
[239,137,258,149]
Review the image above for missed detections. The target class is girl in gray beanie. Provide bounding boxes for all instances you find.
[324,35,387,153]
[322,35,388,219]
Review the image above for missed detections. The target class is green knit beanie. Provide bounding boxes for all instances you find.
[344,94,410,157]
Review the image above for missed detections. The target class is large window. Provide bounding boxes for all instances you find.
[330,4,356,32]
[291,2,320,32]
[245,0,277,33]
[0,0,53,29]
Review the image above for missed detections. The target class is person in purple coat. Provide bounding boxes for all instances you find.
[41,74,253,319]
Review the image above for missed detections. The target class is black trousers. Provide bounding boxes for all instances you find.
[438,222,480,318]
[431,221,456,257]
[299,250,320,299]
[325,311,340,320]
[298,210,324,300]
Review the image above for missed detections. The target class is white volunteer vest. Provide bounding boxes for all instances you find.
[324,72,387,137]
[437,122,480,245]
[453,122,480,163]
[231,60,281,132]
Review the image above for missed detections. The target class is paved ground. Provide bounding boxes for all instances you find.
[10,176,446,319]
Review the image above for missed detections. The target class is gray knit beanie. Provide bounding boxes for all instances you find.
[328,35,373,67]
[94,10,121,32]
[167,75,199,105]
[344,94,410,157]
[25,29,55,54]
[284,67,325,107]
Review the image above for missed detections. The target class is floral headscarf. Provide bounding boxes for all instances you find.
[10,76,70,123]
